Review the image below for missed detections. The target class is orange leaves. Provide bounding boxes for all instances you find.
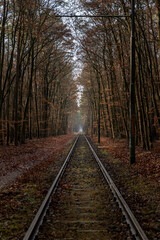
[65,112,72,114]
[42,98,56,110]
[69,95,77,100]
[104,88,112,92]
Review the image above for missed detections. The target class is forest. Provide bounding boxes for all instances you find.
[0,0,77,146]
[0,0,160,150]
[0,1,160,239]
[76,0,160,152]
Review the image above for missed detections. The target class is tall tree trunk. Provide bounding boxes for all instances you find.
[21,38,34,143]
[156,0,160,50]
[0,0,7,144]
[14,12,22,146]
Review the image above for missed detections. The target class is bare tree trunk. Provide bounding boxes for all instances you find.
[156,0,160,50]
[14,11,22,146]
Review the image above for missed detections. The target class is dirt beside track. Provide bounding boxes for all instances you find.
[91,136,160,239]
[0,135,74,190]
[0,134,75,240]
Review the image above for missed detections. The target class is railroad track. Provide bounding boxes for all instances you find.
[23,135,148,240]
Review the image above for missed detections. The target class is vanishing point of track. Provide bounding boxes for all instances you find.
[23,135,148,240]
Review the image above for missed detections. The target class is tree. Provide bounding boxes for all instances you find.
[0,0,77,145]
[76,0,160,151]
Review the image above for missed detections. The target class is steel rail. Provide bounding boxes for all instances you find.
[23,135,79,240]
[84,135,149,240]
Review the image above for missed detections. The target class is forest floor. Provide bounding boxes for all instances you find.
[0,134,75,240]
[94,136,160,183]
[0,135,75,190]
[92,136,160,239]
[0,134,160,239]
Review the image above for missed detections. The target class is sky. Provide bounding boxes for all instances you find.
[54,0,86,106]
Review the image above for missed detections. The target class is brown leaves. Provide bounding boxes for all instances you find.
[0,134,75,189]
[95,136,160,184]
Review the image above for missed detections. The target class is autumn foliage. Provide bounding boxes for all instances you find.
[0,0,77,145]
[77,0,160,150]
